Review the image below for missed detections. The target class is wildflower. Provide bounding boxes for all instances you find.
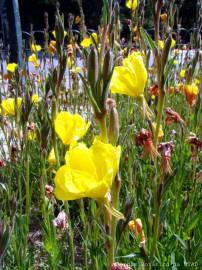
[1,97,22,116]
[80,33,98,48]
[52,30,67,39]
[184,83,199,107]
[7,63,18,73]
[54,137,121,200]
[188,134,202,164]
[126,0,138,11]
[128,218,145,246]
[48,148,56,165]
[32,94,39,104]
[28,53,40,68]
[165,107,184,126]
[80,37,92,48]
[55,111,90,145]
[149,84,159,96]
[158,40,164,50]
[67,44,74,57]
[111,263,132,270]
[171,38,176,48]
[48,40,56,54]
[179,69,186,78]
[167,86,175,94]
[177,83,185,92]
[0,159,5,167]
[194,78,200,85]
[135,129,159,161]
[110,52,147,97]
[152,122,164,140]
[75,15,81,24]
[67,57,75,69]
[158,142,174,174]
[27,122,36,141]
[28,130,36,141]
[31,43,42,52]
[160,13,168,22]
[53,211,69,230]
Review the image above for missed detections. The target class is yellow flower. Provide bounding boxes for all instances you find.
[48,148,56,165]
[158,40,164,50]
[81,37,92,48]
[52,30,67,38]
[55,111,90,145]
[80,33,98,48]
[152,122,164,140]
[110,52,147,97]
[179,69,186,78]
[194,79,200,85]
[28,53,40,68]
[54,137,121,200]
[32,94,39,104]
[28,130,36,141]
[1,97,22,116]
[126,0,138,11]
[184,83,199,107]
[67,57,75,68]
[31,43,42,52]
[7,63,18,73]
[48,40,56,54]
[160,13,168,22]
[90,32,98,44]
[173,60,177,66]
[171,38,176,48]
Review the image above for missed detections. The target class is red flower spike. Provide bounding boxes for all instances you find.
[165,107,184,126]
[135,129,159,161]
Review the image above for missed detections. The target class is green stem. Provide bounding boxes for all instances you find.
[65,202,75,270]
[97,115,108,143]
[107,174,121,270]
[79,199,88,270]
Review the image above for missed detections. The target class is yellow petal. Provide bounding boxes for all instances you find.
[32,94,39,103]
[31,43,42,52]
[110,52,147,97]
[54,138,121,201]
[80,37,92,48]
[7,63,18,73]
[55,112,90,145]
[126,0,138,11]
[1,97,22,116]
[48,148,56,165]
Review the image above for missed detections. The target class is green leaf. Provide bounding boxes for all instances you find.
[140,27,158,54]
[174,234,188,249]
[185,210,202,233]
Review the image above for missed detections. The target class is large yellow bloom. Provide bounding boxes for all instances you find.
[28,53,40,68]
[1,97,22,116]
[110,52,147,97]
[80,33,98,48]
[55,111,90,145]
[31,43,42,52]
[54,137,121,200]
[7,63,18,73]
[126,0,138,11]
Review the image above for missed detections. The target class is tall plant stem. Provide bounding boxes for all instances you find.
[65,202,75,270]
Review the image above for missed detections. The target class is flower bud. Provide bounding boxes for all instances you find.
[53,211,69,230]
[88,47,98,92]
[108,104,119,145]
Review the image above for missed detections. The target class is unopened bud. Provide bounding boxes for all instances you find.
[88,47,98,92]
